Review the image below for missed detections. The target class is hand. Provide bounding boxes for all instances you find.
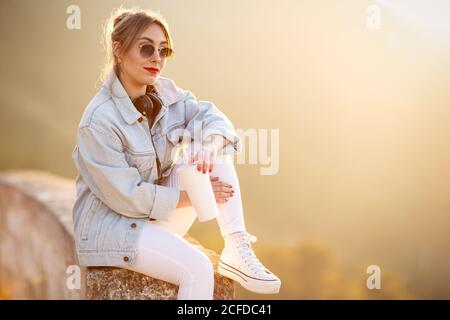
[194,144,216,174]
[210,176,234,203]
[191,136,222,174]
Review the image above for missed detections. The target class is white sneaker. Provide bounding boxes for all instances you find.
[218,231,281,294]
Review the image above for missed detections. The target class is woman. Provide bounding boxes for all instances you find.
[71,6,281,299]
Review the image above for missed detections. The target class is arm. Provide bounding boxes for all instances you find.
[72,122,180,221]
[183,91,242,156]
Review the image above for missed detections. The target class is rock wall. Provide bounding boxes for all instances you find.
[0,170,234,299]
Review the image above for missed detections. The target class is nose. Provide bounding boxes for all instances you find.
[150,48,162,63]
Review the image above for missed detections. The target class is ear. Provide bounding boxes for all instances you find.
[112,41,123,60]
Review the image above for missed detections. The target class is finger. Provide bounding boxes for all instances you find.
[196,152,204,171]
[209,176,219,181]
[215,197,228,203]
[188,154,194,165]
[187,148,195,165]
[198,150,204,173]
[215,191,232,198]
[211,181,232,191]
[217,185,232,192]
[203,150,212,174]
[224,184,234,195]
[212,181,230,190]
[203,153,209,174]
[202,151,209,174]
[219,183,233,191]
[208,151,214,173]
[211,181,222,188]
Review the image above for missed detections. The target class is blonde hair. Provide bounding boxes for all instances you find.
[99,6,174,86]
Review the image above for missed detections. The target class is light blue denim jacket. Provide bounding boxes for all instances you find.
[71,69,242,267]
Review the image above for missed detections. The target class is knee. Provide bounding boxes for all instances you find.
[181,250,214,284]
[193,252,214,279]
[200,254,215,277]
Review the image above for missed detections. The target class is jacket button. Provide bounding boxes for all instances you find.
[138,117,143,123]
[123,256,129,262]
[130,223,137,228]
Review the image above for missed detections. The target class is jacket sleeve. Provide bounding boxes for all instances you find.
[183,90,242,156]
[72,122,180,221]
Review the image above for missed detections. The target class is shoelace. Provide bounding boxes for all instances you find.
[233,232,268,274]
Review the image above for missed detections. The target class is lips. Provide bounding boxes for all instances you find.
[144,67,159,74]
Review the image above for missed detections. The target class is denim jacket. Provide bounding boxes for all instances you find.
[71,69,242,267]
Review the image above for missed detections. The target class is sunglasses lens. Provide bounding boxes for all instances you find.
[140,44,173,59]
[160,47,172,58]
[140,44,154,59]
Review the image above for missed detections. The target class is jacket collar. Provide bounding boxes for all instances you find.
[102,69,185,125]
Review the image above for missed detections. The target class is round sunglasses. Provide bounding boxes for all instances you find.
[138,43,174,60]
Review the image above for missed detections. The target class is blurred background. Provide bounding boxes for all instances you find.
[1,0,450,299]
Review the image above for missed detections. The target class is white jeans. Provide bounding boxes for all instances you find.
[122,153,247,299]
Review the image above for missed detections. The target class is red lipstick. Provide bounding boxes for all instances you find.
[144,67,159,75]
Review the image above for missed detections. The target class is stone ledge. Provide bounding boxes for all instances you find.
[0,170,234,299]
[86,236,234,300]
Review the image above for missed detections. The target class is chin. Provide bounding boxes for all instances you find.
[143,74,157,85]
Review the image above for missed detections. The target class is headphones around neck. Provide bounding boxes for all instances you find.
[132,91,163,121]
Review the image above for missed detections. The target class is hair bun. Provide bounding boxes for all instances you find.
[113,12,132,28]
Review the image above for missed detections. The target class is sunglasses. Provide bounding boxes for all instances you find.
[138,43,174,60]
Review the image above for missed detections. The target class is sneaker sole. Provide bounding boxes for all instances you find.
[218,260,281,294]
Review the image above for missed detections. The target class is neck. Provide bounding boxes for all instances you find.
[117,70,146,101]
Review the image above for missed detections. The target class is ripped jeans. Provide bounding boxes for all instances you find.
[122,153,247,299]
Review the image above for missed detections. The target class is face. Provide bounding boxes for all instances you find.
[116,23,169,88]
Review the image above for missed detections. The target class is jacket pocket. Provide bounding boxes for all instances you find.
[124,149,155,182]
[80,197,101,241]
[166,126,185,146]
